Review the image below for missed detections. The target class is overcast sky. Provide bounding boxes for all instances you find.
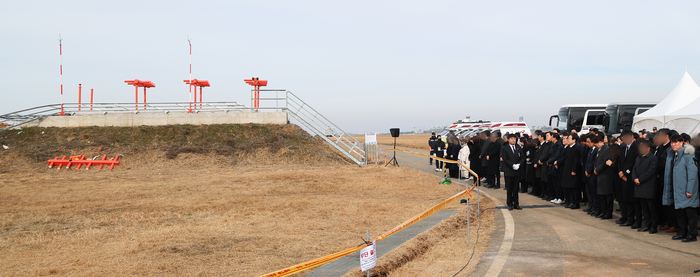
[2,1,700,133]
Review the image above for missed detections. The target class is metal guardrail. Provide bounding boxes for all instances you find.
[1,93,367,165]
[0,102,249,127]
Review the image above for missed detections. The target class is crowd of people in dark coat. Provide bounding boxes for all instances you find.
[429,127,700,243]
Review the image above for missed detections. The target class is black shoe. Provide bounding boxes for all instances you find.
[587,210,594,215]
[514,205,522,210]
[494,186,501,189]
[620,222,633,227]
[638,227,650,232]
[583,208,591,212]
[615,219,626,224]
[595,213,604,218]
[682,236,697,242]
[508,206,514,210]
[649,229,658,234]
[631,224,641,229]
[672,235,686,240]
[601,215,613,219]
[570,205,580,210]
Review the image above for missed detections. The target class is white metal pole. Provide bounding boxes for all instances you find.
[187,36,193,112]
[467,198,471,248]
[59,34,64,115]
[366,229,370,277]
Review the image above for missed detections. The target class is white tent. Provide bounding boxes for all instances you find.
[665,88,700,135]
[633,71,700,132]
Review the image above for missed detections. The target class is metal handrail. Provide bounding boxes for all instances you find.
[0,101,249,127]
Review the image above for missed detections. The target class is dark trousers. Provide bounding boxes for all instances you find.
[496,174,501,187]
[429,150,435,165]
[624,201,642,226]
[542,180,551,197]
[505,176,519,207]
[640,198,659,230]
[435,154,444,169]
[566,187,580,205]
[551,176,563,199]
[664,205,679,228]
[486,174,495,186]
[532,178,542,196]
[600,194,614,217]
[676,207,699,237]
[588,178,600,212]
[520,180,529,193]
[580,176,588,202]
[549,176,558,199]
[618,201,629,222]
[449,161,459,178]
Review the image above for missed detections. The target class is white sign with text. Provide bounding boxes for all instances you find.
[365,133,377,145]
[360,241,377,272]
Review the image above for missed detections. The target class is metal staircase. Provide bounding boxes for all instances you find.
[253,89,366,165]
[285,92,366,165]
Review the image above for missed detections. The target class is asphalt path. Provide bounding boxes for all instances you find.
[383,145,700,277]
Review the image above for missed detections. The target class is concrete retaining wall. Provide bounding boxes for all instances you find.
[23,111,288,128]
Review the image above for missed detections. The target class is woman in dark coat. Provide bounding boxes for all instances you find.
[486,136,502,187]
[446,133,462,178]
[632,139,659,233]
[595,141,617,219]
[520,137,535,193]
[560,138,582,208]
[469,136,482,181]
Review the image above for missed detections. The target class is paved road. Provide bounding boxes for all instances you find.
[385,146,700,276]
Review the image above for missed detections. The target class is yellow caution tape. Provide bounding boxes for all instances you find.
[260,149,479,277]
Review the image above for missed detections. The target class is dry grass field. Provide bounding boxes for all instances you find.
[353,134,432,150]
[0,125,482,276]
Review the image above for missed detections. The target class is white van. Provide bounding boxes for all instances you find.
[489,122,532,137]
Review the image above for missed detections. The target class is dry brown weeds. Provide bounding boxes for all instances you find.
[0,125,483,276]
[0,158,462,276]
[353,134,432,150]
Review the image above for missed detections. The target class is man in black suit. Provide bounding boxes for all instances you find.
[532,132,545,196]
[537,133,553,200]
[579,134,590,205]
[559,133,582,209]
[632,139,659,233]
[618,130,642,228]
[480,131,492,174]
[485,133,502,188]
[585,135,600,216]
[502,133,525,210]
[655,129,679,232]
[547,133,564,204]
[595,134,615,220]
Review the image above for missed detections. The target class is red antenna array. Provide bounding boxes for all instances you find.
[245,77,268,108]
[183,79,210,109]
[124,79,156,110]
